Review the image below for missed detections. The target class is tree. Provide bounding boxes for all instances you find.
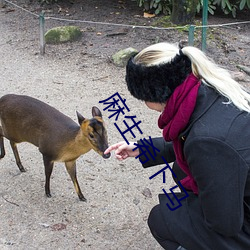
[171,0,199,24]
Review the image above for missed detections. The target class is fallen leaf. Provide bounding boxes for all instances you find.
[143,12,155,18]
[51,223,67,231]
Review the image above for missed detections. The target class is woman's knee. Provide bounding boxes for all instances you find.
[148,205,173,240]
[148,204,179,250]
[148,204,160,232]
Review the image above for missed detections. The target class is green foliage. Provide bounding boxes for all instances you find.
[213,0,238,17]
[134,0,250,18]
[135,0,172,15]
[197,0,217,15]
[239,0,250,9]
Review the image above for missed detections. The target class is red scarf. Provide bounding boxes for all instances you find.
[158,73,200,194]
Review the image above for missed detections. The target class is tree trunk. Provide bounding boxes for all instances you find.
[171,0,198,25]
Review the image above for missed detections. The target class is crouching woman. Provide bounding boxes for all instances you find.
[105,42,250,249]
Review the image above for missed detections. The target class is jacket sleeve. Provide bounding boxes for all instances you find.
[185,136,248,237]
[137,137,176,168]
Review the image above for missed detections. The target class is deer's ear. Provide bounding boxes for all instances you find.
[92,106,102,118]
[76,111,85,125]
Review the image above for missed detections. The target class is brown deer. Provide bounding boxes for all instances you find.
[0,94,110,201]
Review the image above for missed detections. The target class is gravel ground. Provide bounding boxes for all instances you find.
[0,2,169,250]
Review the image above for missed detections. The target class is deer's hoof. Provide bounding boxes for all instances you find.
[79,196,87,202]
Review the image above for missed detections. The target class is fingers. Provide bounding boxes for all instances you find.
[104,141,137,160]
[104,141,126,154]
[115,142,133,155]
[116,154,127,160]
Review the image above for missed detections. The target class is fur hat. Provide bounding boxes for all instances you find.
[125,52,192,103]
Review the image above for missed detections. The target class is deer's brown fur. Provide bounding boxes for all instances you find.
[0,94,110,201]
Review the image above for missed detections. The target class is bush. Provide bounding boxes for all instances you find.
[212,0,250,17]
[135,0,250,18]
[134,0,172,15]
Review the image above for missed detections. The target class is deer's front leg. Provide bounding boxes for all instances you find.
[65,160,86,202]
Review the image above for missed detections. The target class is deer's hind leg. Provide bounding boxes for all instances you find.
[65,161,86,202]
[10,141,26,172]
[0,126,5,159]
[43,155,54,198]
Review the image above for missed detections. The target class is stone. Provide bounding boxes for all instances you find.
[231,71,247,82]
[237,65,250,76]
[0,0,6,8]
[45,26,82,44]
[112,47,138,67]
[142,187,152,198]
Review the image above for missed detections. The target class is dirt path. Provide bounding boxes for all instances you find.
[0,3,169,250]
[0,1,249,249]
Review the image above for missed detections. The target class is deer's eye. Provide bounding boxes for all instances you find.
[89,133,94,139]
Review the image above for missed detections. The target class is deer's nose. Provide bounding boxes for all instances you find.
[103,152,111,159]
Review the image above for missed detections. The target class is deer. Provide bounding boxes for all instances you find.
[0,94,111,201]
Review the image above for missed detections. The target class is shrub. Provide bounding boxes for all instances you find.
[135,0,172,15]
[135,0,250,18]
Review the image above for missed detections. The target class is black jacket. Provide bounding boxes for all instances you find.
[139,84,250,249]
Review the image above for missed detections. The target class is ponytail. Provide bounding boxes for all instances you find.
[182,46,250,112]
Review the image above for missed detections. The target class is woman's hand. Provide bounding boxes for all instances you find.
[104,141,139,160]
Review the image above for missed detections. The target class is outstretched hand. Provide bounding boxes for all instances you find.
[104,141,139,160]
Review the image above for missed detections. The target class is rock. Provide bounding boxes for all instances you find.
[39,223,50,228]
[45,26,82,44]
[142,187,152,198]
[236,65,250,76]
[112,47,138,67]
[231,71,247,82]
[133,197,140,205]
[0,0,5,8]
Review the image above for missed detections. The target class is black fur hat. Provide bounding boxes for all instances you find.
[125,52,192,103]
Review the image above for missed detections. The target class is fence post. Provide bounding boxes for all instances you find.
[188,25,195,46]
[39,11,45,55]
[201,0,208,51]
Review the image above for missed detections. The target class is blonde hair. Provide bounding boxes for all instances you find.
[134,42,250,113]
